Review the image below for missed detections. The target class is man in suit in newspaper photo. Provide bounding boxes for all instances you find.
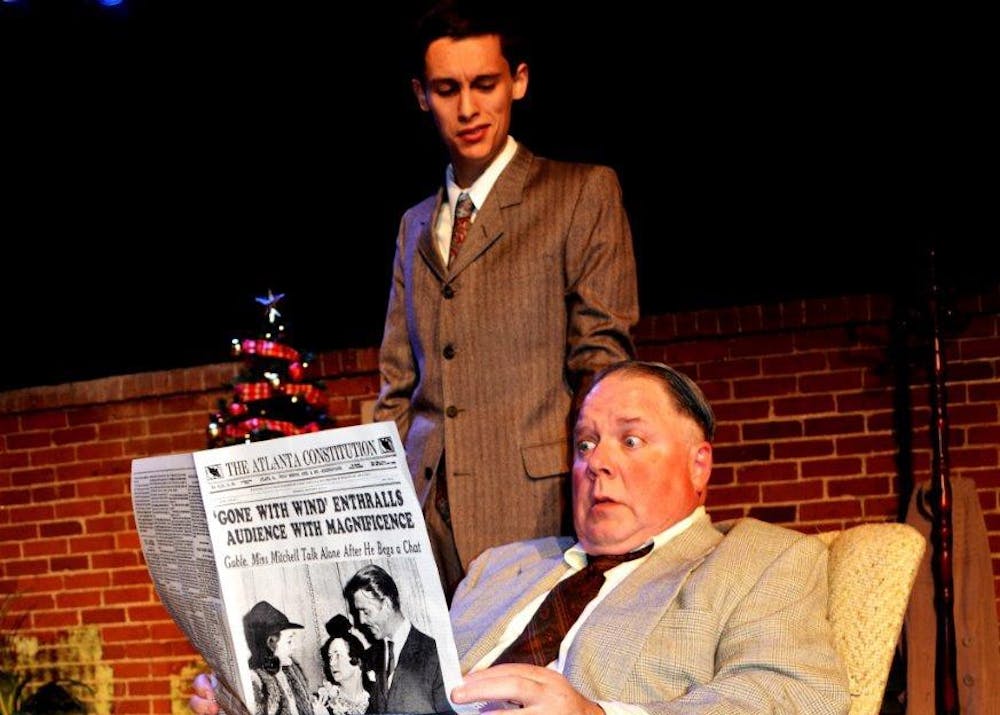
[344,565,450,714]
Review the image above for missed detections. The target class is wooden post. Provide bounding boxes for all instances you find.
[927,248,960,714]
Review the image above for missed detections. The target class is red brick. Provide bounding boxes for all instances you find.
[0,542,20,560]
[70,534,116,553]
[706,507,745,521]
[104,495,135,513]
[150,621,188,640]
[950,403,998,426]
[111,698,151,714]
[6,558,50,576]
[103,623,151,642]
[761,352,828,376]
[0,452,29,469]
[713,444,771,465]
[762,480,824,502]
[828,476,890,497]
[969,382,1000,403]
[730,335,796,358]
[123,436,175,456]
[743,420,803,441]
[710,465,735,485]
[864,496,903,519]
[749,505,797,524]
[127,605,173,622]
[57,462,104,480]
[773,394,836,417]
[800,500,863,521]
[77,441,125,460]
[713,424,740,444]
[969,426,1000,445]
[104,586,151,605]
[57,590,102,608]
[950,448,999,469]
[98,420,149,440]
[774,439,835,459]
[826,345,885,371]
[32,610,80,628]
[93,552,139,569]
[866,411,895,431]
[22,536,67,556]
[733,376,798,399]
[39,521,83,538]
[55,499,103,519]
[21,412,68,430]
[6,432,52,450]
[112,568,154,586]
[115,662,152,679]
[52,425,98,446]
[700,358,761,380]
[705,484,761,507]
[804,415,865,436]
[836,434,895,455]
[736,462,798,483]
[82,607,127,624]
[837,391,893,413]
[713,400,770,421]
[11,467,56,486]
[959,337,1000,361]
[116,532,141,550]
[83,515,126,533]
[3,489,34,507]
[77,478,127,497]
[148,414,201,434]
[799,371,864,394]
[802,457,862,479]
[0,523,39,541]
[51,555,89,572]
[73,571,112,589]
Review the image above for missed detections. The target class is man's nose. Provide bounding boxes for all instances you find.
[585,443,614,478]
[458,87,477,120]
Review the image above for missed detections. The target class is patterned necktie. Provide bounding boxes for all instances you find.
[448,192,474,266]
[385,638,394,684]
[492,542,653,667]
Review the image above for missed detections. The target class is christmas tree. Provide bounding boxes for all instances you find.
[207,291,330,448]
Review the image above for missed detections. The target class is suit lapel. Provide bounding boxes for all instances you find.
[564,515,722,700]
[459,553,567,672]
[416,190,447,281]
[448,147,532,277]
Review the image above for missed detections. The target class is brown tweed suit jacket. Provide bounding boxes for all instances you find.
[374,145,638,566]
[451,514,851,714]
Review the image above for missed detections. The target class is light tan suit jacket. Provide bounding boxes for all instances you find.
[451,514,851,714]
[375,146,638,565]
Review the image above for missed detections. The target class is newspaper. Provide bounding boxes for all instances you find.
[131,422,478,715]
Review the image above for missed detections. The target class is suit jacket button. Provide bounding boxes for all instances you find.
[442,284,455,299]
[443,344,456,360]
[445,406,458,418]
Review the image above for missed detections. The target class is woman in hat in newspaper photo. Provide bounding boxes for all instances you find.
[312,614,373,715]
[244,600,313,715]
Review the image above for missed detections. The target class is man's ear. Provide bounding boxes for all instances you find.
[512,62,529,101]
[412,78,430,112]
[690,442,712,501]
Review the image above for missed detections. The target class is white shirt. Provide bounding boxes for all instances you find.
[433,135,519,264]
[471,506,707,715]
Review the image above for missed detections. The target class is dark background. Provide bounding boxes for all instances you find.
[1,1,993,392]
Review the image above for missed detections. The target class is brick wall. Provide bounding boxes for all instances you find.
[1,290,998,713]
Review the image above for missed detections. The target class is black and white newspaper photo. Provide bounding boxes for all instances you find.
[132,422,476,715]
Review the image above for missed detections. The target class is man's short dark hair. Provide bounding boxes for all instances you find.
[592,360,716,442]
[343,564,401,612]
[411,0,527,80]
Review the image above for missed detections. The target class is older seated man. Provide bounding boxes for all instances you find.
[193,361,850,714]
